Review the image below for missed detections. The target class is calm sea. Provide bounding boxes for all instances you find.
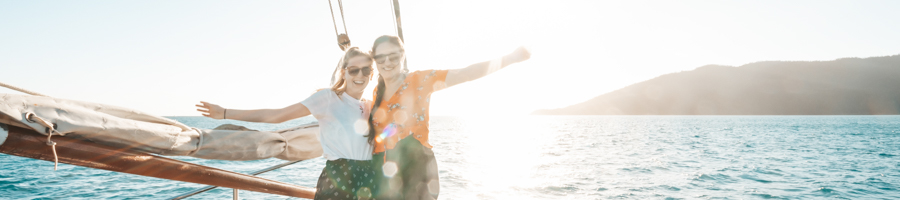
[2,116,899,199]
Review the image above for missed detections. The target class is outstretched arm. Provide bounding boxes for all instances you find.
[195,101,311,124]
[444,46,531,88]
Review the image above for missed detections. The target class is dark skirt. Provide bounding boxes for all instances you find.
[372,136,440,200]
[314,158,378,200]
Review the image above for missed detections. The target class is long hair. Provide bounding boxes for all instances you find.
[330,47,371,97]
[367,35,405,144]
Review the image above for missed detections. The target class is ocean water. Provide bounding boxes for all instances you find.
[2,116,899,199]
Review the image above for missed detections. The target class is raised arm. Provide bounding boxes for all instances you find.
[444,46,531,88]
[195,101,311,124]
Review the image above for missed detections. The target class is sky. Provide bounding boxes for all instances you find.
[2,0,900,117]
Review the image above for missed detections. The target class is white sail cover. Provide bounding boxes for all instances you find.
[0,93,322,161]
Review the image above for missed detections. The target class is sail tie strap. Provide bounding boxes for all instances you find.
[186,127,204,156]
[24,112,60,171]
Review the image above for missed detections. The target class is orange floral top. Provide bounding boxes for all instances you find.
[372,70,449,153]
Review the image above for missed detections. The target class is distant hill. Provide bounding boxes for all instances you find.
[533,54,900,115]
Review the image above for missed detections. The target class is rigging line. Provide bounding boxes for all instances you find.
[338,0,348,35]
[168,160,304,200]
[328,0,340,36]
[328,0,348,35]
[0,81,48,97]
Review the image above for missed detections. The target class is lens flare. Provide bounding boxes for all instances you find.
[358,187,372,199]
[378,123,397,142]
[394,111,408,124]
[354,119,369,135]
[382,161,398,177]
[428,179,440,195]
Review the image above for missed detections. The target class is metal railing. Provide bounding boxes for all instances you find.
[169,160,305,200]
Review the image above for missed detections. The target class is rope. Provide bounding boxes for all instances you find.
[338,0,348,35]
[328,0,351,50]
[328,0,340,37]
[3,83,58,170]
[0,81,48,97]
[25,112,60,171]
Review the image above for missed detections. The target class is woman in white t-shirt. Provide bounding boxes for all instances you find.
[195,47,377,200]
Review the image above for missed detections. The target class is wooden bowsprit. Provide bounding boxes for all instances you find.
[0,123,315,199]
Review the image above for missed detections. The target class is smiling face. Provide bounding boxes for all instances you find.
[342,55,374,96]
[372,36,406,81]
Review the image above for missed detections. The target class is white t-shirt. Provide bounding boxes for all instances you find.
[301,89,374,161]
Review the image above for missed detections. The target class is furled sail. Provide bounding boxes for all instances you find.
[0,93,322,161]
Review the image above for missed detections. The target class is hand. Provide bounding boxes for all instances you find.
[196,101,225,119]
[505,46,532,64]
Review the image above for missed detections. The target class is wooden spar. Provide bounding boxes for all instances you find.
[0,124,315,199]
[391,0,408,69]
[391,0,404,41]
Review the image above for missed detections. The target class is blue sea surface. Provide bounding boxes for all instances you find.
[2,116,899,199]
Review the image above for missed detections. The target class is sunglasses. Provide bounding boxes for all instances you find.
[347,67,373,76]
[373,50,404,64]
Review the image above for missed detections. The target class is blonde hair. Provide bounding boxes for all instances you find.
[330,47,373,97]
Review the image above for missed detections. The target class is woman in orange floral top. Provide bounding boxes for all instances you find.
[366,35,531,199]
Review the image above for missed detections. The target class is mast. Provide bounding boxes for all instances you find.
[391,0,408,68]
[391,0,404,41]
